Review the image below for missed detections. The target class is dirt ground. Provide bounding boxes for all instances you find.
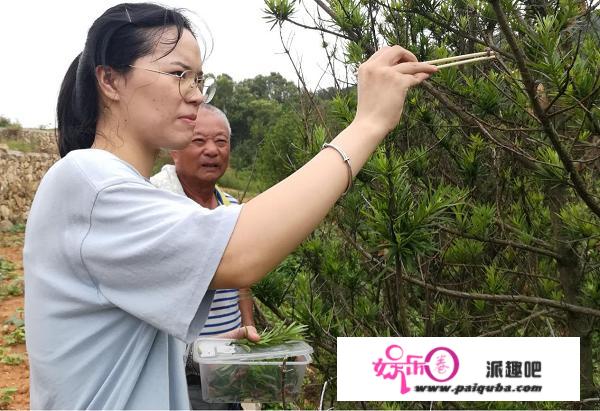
[0,231,28,410]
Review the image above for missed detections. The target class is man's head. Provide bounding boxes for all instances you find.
[171,104,231,188]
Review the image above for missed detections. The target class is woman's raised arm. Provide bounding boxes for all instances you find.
[211,46,437,289]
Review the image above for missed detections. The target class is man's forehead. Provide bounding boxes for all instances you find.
[195,111,229,131]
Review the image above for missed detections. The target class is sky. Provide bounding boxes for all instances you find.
[0,0,337,128]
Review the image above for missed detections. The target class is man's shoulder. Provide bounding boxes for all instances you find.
[150,164,176,189]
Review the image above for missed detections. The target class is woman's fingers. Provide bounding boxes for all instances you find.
[244,326,261,342]
[218,325,261,342]
[395,61,438,75]
[405,72,434,87]
[373,45,418,65]
[354,45,438,135]
[366,45,419,66]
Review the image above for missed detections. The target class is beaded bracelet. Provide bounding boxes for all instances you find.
[322,143,353,195]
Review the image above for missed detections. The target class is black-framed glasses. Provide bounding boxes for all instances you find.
[128,65,216,103]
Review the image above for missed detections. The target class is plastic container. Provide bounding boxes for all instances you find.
[192,338,313,403]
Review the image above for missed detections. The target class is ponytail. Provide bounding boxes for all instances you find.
[56,53,98,158]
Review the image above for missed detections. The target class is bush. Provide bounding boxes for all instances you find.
[218,167,263,196]
[5,123,22,138]
[0,387,17,409]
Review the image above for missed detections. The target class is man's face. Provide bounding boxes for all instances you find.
[171,109,230,186]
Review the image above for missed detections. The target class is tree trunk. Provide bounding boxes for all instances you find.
[548,186,595,398]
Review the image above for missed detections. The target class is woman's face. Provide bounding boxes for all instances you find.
[117,28,203,150]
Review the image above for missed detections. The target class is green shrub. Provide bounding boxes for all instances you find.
[0,387,17,409]
[5,123,22,138]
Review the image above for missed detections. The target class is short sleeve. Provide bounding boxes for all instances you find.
[80,180,241,342]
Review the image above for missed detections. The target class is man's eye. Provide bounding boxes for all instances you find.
[193,139,205,144]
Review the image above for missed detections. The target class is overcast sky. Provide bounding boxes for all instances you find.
[0,0,337,128]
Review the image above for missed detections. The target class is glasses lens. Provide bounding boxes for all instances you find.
[178,70,197,98]
[201,75,216,104]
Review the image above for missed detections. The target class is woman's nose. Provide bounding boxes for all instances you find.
[185,87,204,106]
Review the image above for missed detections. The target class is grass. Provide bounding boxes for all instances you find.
[0,351,24,366]
[4,139,39,152]
[0,119,40,152]
[0,387,17,409]
[0,258,22,301]
[3,308,25,346]
[0,258,15,276]
[219,167,264,199]
[8,224,25,234]
[3,328,25,346]
[0,279,23,299]
[0,232,24,248]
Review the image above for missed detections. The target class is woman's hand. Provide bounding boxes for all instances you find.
[217,325,261,342]
[354,46,438,136]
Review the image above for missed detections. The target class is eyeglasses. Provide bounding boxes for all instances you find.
[128,65,216,103]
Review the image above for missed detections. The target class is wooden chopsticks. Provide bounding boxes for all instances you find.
[424,49,496,69]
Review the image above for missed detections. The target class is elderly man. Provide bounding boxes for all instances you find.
[151,104,259,410]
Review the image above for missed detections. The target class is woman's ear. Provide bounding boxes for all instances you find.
[95,66,121,102]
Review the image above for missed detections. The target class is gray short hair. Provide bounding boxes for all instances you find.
[198,104,231,137]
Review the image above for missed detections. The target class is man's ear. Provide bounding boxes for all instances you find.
[95,66,121,102]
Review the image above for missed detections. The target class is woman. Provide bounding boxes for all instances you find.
[23,2,437,409]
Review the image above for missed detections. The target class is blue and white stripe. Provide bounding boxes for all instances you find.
[199,289,242,335]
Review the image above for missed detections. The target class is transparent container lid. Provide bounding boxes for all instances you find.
[194,338,313,364]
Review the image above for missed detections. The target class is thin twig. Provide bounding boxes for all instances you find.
[339,226,600,318]
[479,309,557,336]
[439,226,562,260]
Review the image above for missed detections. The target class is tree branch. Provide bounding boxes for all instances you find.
[439,225,563,261]
[479,309,558,336]
[339,226,600,318]
[282,16,353,41]
[490,0,600,219]
[420,81,539,170]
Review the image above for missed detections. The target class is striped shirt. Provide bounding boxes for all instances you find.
[198,189,241,336]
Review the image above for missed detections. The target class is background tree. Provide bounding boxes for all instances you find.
[211,72,300,170]
[251,0,600,408]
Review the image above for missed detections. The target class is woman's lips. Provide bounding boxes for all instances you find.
[178,117,196,125]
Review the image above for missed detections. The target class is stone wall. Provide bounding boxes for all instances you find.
[0,129,59,230]
[0,128,58,155]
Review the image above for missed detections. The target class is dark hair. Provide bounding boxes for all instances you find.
[56,3,194,157]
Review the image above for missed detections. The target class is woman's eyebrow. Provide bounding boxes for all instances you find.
[171,61,203,75]
[171,61,192,70]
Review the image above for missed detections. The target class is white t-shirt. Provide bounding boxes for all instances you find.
[150,165,242,336]
[23,149,241,409]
